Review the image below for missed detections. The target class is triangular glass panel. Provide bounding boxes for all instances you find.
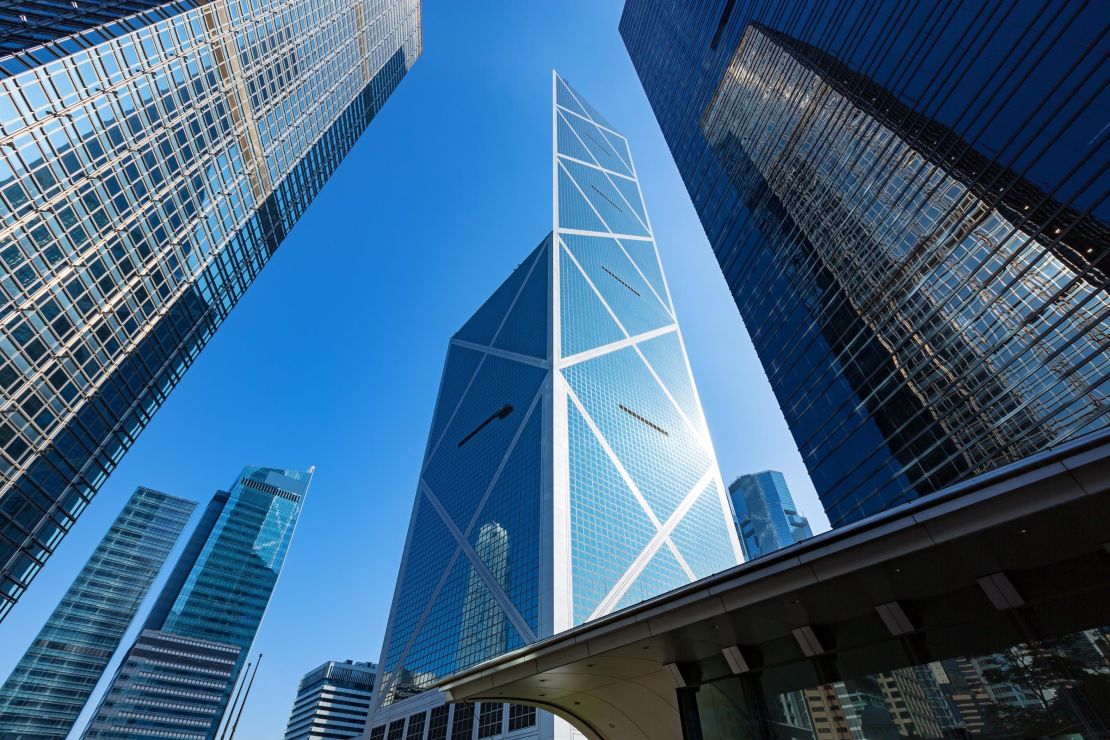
[392,549,525,695]
[559,110,633,177]
[607,172,648,225]
[492,238,549,360]
[614,543,689,612]
[561,158,649,237]
[424,345,485,459]
[557,113,598,166]
[423,355,547,532]
[558,75,615,132]
[454,248,540,346]
[559,244,626,357]
[669,480,739,580]
[562,345,711,522]
[561,233,673,339]
[636,330,706,433]
[468,409,543,633]
[556,76,591,121]
[558,164,608,233]
[381,496,459,674]
[619,238,669,309]
[567,399,657,625]
[601,128,633,172]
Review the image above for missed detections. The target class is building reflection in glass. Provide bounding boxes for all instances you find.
[700,24,1108,526]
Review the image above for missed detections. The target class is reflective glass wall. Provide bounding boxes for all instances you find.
[620,0,1109,526]
[0,486,194,737]
[85,465,309,738]
[0,0,420,620]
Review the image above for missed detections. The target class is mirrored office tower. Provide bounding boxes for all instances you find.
[84,465,310,739]
[621,1,1109,526]
[0,0,420,621]
[0,486,194,738]
[366,72,742,740]
[728,470,812,560]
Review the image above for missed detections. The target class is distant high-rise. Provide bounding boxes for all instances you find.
[366,71,742,739]
[0,486,194,738]
[727,470,812,559]
[620,1,1109,526]
[84,466,310,739]
[0,0,421,621]
[284,660,378,740]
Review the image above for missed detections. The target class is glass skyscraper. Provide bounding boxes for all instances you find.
[620,1,1109,526]
[0,486,194,738]
[283,660,377,740]
[84,465,310,739]
[366,71,742,740]
[727,470,811,560]
[0,0,420,621]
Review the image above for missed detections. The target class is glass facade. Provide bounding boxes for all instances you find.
[0,485,194,738]
[366,72,741,738]
[728,470,812,560]
[619,1,1109,527]
[84,465,310,738]
[284,659,378,740]
[687,626,1110,739]
[0,0,421,621]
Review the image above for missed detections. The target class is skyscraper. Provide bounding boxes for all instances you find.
[84,465,310,739]
[0,0,421,621]
[0,486,194,738]
[284,660,378,740]
[365,71,742,739]
[620,1,1109,526]
[727,470,812,559]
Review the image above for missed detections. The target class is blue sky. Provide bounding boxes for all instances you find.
[0,2,828,736]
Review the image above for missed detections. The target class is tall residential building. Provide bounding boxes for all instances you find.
[365,72,742,739]
[727,470,812,559]
[284,660,378,740]
[0,0,421,621]
[0,486,194,738]
[620,1,1109,526]
[84,465,310,739]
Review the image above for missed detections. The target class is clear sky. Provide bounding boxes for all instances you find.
[0,2,829,737]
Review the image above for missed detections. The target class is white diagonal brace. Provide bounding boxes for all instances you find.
[558,227,652,241]
[614,236,674,319]
[386,386,545,687]
[420,480,538,644]
[560,237,632,340]
[590,465,716,621]
[423,246,544,466]
[559,324,676,369]
[450,338,550,369]
[565,382,663,533]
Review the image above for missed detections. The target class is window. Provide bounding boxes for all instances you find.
[405,712,426,740]
[369,726,386,740]
[477,703,503,738]
[427,705,449,740]
[387,719,405,740]
[450,703,474,740]
[507,705,535,731]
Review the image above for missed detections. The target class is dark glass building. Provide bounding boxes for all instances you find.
[620,1,1109,526]
[83,465,310,739]
[0,486,194,738]
[727,470,812,560]
[0,0,421,621]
